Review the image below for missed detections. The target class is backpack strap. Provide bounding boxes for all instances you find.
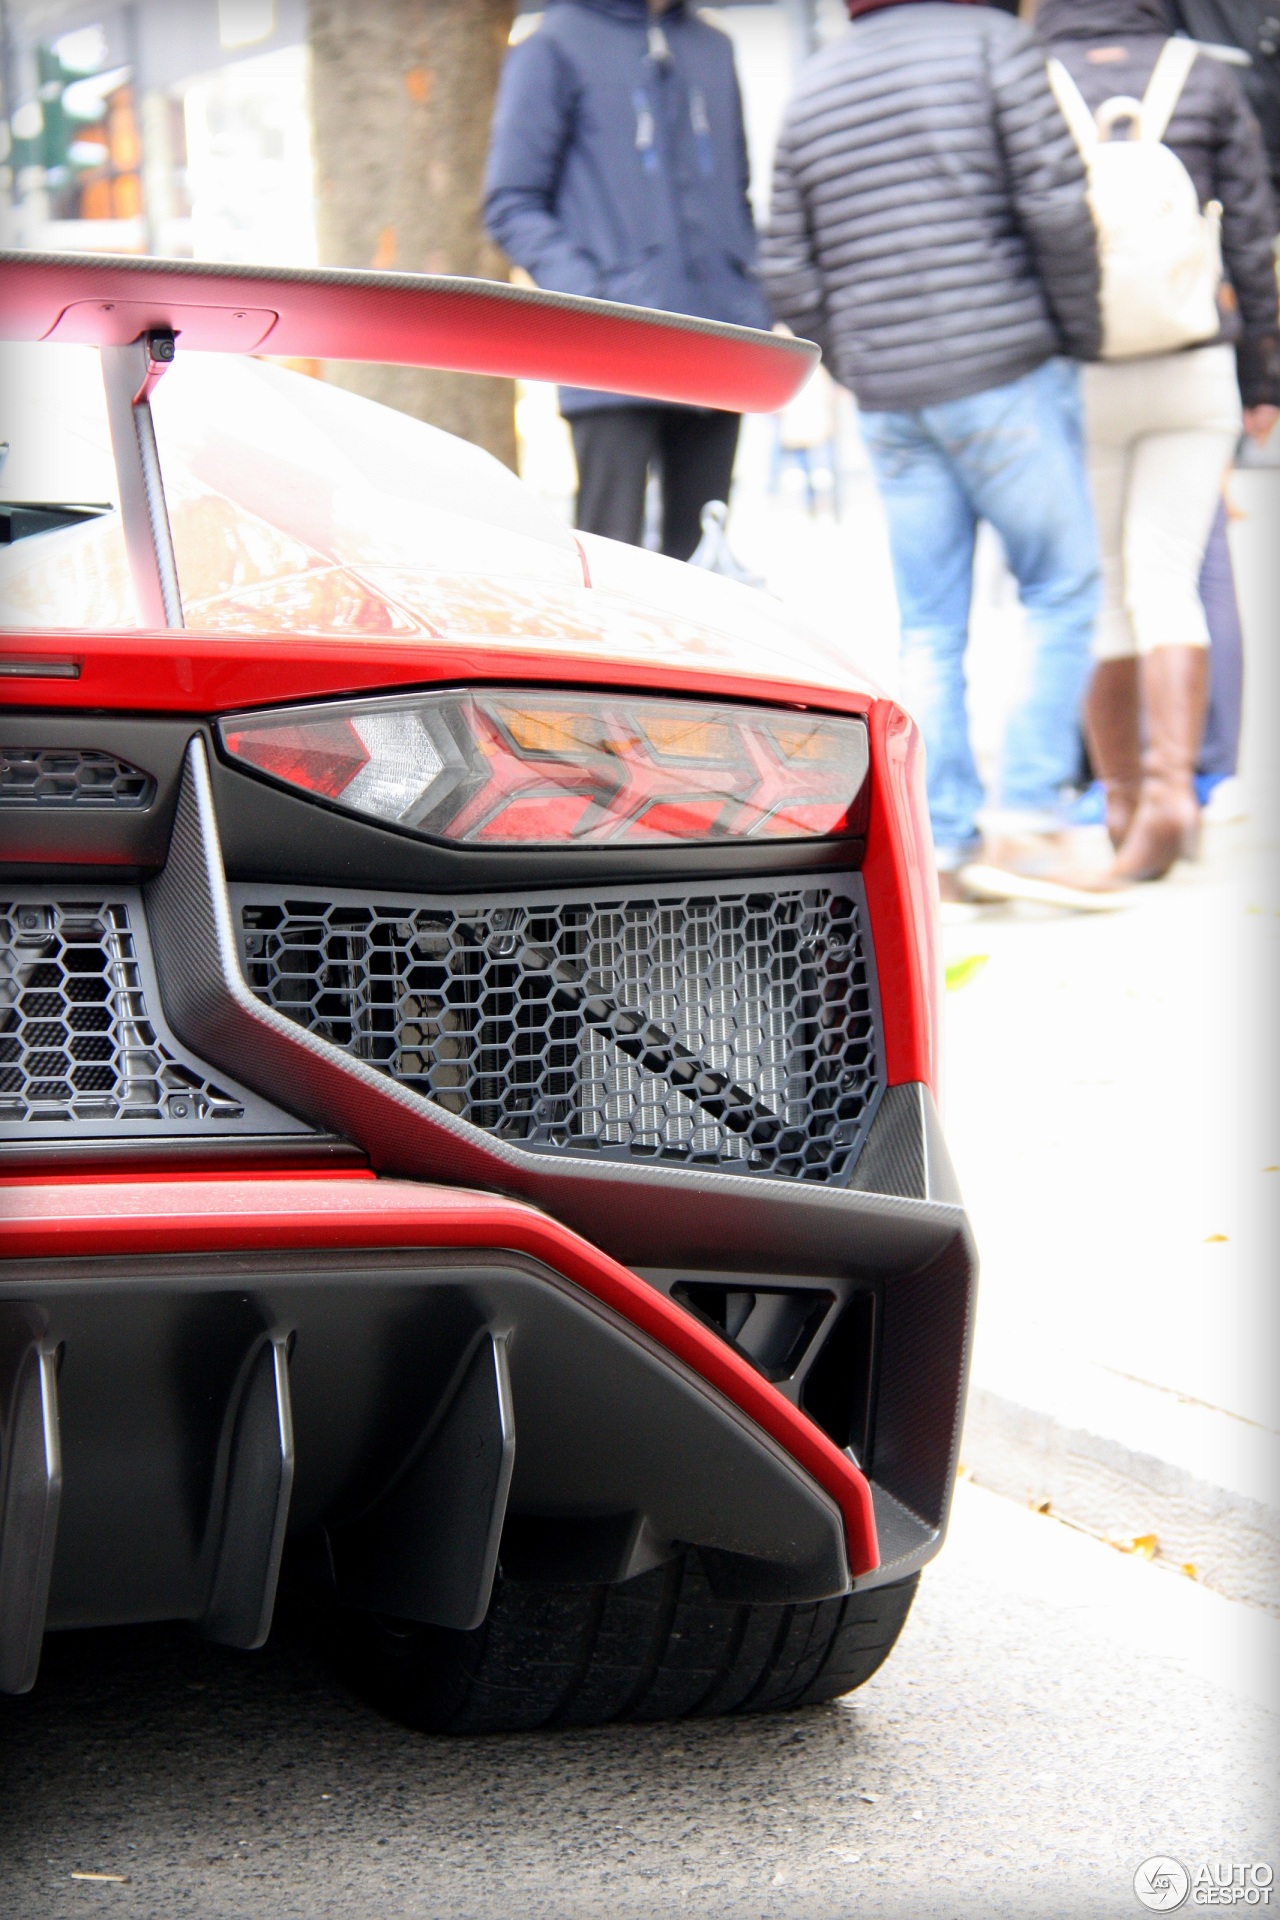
[1139,37,1199,144]
[1047,56,1100,157]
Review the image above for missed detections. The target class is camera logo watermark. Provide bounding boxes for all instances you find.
[1136,1860,1192,1911]
[1135,1861,1275,1911]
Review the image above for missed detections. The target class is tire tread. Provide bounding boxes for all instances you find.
[343,1559,919,1733]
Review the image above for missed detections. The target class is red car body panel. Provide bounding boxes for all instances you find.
[0,627,881,717]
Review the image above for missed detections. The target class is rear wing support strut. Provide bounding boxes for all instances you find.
[100,330,184,630]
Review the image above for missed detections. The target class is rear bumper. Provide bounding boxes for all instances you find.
[1,708,974,1692]
[0,1172,975,1691]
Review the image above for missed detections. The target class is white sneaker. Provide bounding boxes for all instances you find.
[1202,775,1248,825]
[960,834,1137,912]
[958,862,1134,913]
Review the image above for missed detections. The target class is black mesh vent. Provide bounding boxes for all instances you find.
[0,746,154,808]
[0,900,245,1125]
[238,878,881,1182]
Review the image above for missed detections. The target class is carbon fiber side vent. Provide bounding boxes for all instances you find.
[0,747,154,809]
[0,894,306,1138]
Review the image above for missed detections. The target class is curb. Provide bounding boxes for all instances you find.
[961,1387,1280,1615]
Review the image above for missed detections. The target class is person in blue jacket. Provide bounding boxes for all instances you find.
[483,0,770,560]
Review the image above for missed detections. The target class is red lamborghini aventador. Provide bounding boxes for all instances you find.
[0,252,974,1731]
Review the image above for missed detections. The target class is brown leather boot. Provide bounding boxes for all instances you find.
[1111,645,1209,883]
[1084,657,1142,850]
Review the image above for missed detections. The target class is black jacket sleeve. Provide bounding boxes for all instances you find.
[1208,58,1280,406]
[988,25,1103,362]
[760,118,833,358]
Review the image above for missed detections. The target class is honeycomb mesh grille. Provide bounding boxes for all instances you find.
[0,746,154,808]
[238,879,881,1181]
[0,900,245,1126]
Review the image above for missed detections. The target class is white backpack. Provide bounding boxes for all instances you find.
[1047,38,1223,361]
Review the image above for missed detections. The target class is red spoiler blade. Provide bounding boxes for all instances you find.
[0,251,817,413]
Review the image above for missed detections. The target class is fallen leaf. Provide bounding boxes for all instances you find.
[1034,1498,1051,1514]
[945,954,989,992]
[1182,1563,1198,1580]
[1203,1233,1229,1244]
[1106,1530,1159,1558]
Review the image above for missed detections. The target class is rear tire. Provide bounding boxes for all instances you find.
[336,1552,918,1733]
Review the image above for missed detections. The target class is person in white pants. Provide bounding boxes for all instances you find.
[1039,0,1280,884]
[1083,342,1242,856]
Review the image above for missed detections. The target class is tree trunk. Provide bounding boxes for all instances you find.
[308,0,517,467]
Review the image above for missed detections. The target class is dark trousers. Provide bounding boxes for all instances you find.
[570,406,741,562]
[1197,497,1244,779]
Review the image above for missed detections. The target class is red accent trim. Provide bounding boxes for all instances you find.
[0,1168,376,1188]
[0,251,815,414]
[0,632,879,719]
[0,1176,878,1578]
[861,700,940,1094]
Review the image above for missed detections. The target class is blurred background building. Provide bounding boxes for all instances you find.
[1,0,313,259]
[0,1,860,263]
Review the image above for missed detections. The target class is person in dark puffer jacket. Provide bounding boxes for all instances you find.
[762,0,1105,899]
[1039,0,1280,886]
[1168,0,1280,201]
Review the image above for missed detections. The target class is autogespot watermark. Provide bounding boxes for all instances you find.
[1134,1859,1275,1911]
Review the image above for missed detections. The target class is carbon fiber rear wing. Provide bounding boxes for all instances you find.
[0,249,815,407]
[0,249,818,630]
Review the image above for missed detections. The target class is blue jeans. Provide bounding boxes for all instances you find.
[1197,498,1242,780]
[860,360,1100,866]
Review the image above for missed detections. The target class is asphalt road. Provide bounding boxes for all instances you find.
[1,1482,1275,1920]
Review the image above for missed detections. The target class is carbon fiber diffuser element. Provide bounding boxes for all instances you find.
[236,879,882,1181]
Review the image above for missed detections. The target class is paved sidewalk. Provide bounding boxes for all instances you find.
[943,814,1279,1609]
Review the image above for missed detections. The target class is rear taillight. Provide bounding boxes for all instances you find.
[218,691,870,846]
